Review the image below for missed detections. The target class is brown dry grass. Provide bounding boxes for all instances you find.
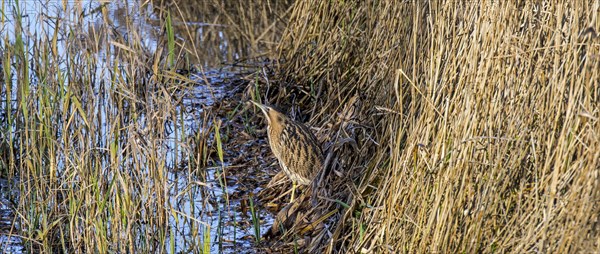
[270,1,600,253]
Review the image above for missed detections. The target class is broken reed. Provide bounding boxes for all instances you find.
[276,0,599,253]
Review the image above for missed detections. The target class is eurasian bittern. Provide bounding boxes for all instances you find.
[250,101,324,202]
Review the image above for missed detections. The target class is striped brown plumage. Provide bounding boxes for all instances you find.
[250,101,323,201]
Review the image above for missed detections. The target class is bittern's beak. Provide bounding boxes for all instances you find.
[249,100,269,118]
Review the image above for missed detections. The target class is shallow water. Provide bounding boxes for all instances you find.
[0,0,285,252]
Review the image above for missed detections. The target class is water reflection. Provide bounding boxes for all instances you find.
[150,0,292,66]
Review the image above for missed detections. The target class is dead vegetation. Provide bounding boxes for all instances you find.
[1,0,598,253]
[262,1,600,253]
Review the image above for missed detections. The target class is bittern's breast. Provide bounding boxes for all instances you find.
[267,118,323,185]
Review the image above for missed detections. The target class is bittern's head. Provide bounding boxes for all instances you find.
[249,101,286,128]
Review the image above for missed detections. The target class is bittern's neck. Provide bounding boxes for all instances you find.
[268,114,285,134]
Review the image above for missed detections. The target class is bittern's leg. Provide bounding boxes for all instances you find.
[290,182,296,202]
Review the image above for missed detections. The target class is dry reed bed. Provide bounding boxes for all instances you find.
[274,1,599,253]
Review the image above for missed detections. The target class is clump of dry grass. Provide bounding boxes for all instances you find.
[271,1,600,253]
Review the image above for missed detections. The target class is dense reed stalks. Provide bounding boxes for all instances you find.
[273,1,600,253]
